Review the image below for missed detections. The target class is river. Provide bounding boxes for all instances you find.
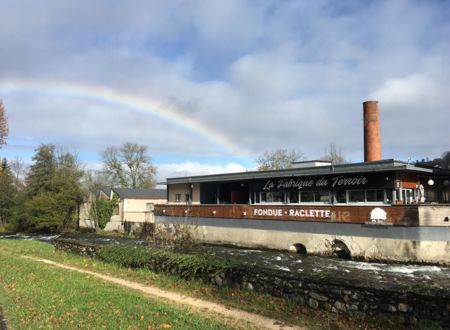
[2,233,449,291]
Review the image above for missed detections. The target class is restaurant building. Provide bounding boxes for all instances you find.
[154,102,450,264]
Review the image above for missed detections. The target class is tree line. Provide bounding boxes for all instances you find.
[0,141,158,233]
[255,143,346,171]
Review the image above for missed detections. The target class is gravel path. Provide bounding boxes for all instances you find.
[22,255,306,330]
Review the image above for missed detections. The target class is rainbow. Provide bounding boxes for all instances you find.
[0,79,245,155]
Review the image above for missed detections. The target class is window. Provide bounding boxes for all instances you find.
[425,190,436,202]
[289,191,299,203]
[349,190,365,202]
[145,203,153,211]
[318,191,331,203]
[258,190,332,204]
[366,190,384,202]
[175,194,182,202]
[335,190,347,203]
[348,190,385,203]
[185,193,190,202]
[385,190,393,204]
[299,190,330,203]
[301,191,315,202]
[260,191,285,203]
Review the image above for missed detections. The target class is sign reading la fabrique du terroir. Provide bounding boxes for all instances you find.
[262,175,369,191]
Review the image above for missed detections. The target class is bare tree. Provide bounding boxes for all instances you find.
[256,148,305,171]
[9,157,27,190]
[321,143,346,164]
[0,99,8,147]
[101,142,157,188]
[83,169,110,194]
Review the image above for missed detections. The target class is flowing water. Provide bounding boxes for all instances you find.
[192,245,450,291]
[2,233,449,291]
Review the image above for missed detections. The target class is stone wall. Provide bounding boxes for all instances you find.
[54,239,450,327]
[54,238,101,257]
[223,267,449,326]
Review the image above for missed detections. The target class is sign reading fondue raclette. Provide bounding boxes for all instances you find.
[253,208,331,219]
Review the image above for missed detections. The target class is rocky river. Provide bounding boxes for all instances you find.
[2,232,449,291]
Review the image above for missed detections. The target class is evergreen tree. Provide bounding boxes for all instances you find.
[0,158,17,227]
[21,145,85,232]
[26,144,56,197]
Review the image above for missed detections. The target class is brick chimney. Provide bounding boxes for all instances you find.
[363,101,382,162]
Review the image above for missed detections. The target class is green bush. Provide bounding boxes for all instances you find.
[97,245,236,280]
[94,199,116,230]
[98,245,150,268]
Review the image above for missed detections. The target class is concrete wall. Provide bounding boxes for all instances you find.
[192,183,200,203]
[123,198,166,212]
[168,183,200,204]
[122,198,166,223]
[104,219,123,231]
[168,184,189,203]
[419,205,450,226]
[156,216,450,264]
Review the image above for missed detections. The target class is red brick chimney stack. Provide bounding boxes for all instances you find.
[363,101,382,162]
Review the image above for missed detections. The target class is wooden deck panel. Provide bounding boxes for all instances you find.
[154,204,421,226]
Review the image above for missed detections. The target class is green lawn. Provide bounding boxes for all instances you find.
[0,241,243,329]
[0,239,414,330]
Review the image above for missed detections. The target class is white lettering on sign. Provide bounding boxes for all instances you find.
[276,178,314,190]
[253,208,283,216]
[262,176,368,191]
[331,176,368,188]
[253,208,331,219]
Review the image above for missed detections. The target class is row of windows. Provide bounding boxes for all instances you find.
[258,190,391,204]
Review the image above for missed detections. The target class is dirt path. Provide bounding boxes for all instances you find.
[22,256,306,330]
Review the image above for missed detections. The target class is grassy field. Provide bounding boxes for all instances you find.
[0,241,251,330]
[0,239,419,330]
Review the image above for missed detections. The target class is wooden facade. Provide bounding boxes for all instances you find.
[154,204,425,226]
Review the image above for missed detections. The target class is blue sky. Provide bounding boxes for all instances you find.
[0,0,449,181]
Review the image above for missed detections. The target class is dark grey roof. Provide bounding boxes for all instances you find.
[96,188,112,198]
[112,188,166,199]
[165,159,440,185]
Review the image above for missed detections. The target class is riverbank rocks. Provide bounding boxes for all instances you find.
[54,238,100,257]
[398,303,410,313]
[307,298,319,309]
[333,301,346,312]
[310,292,328,302]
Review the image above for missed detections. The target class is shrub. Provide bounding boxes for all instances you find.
[150,223,197,251]
[98,245,150,268]
[94,199,116,230]
[97,244,236,280]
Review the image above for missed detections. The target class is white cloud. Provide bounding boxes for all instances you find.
[370,74,449,111]
[368,73,450,159]
[1,0,449,166]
